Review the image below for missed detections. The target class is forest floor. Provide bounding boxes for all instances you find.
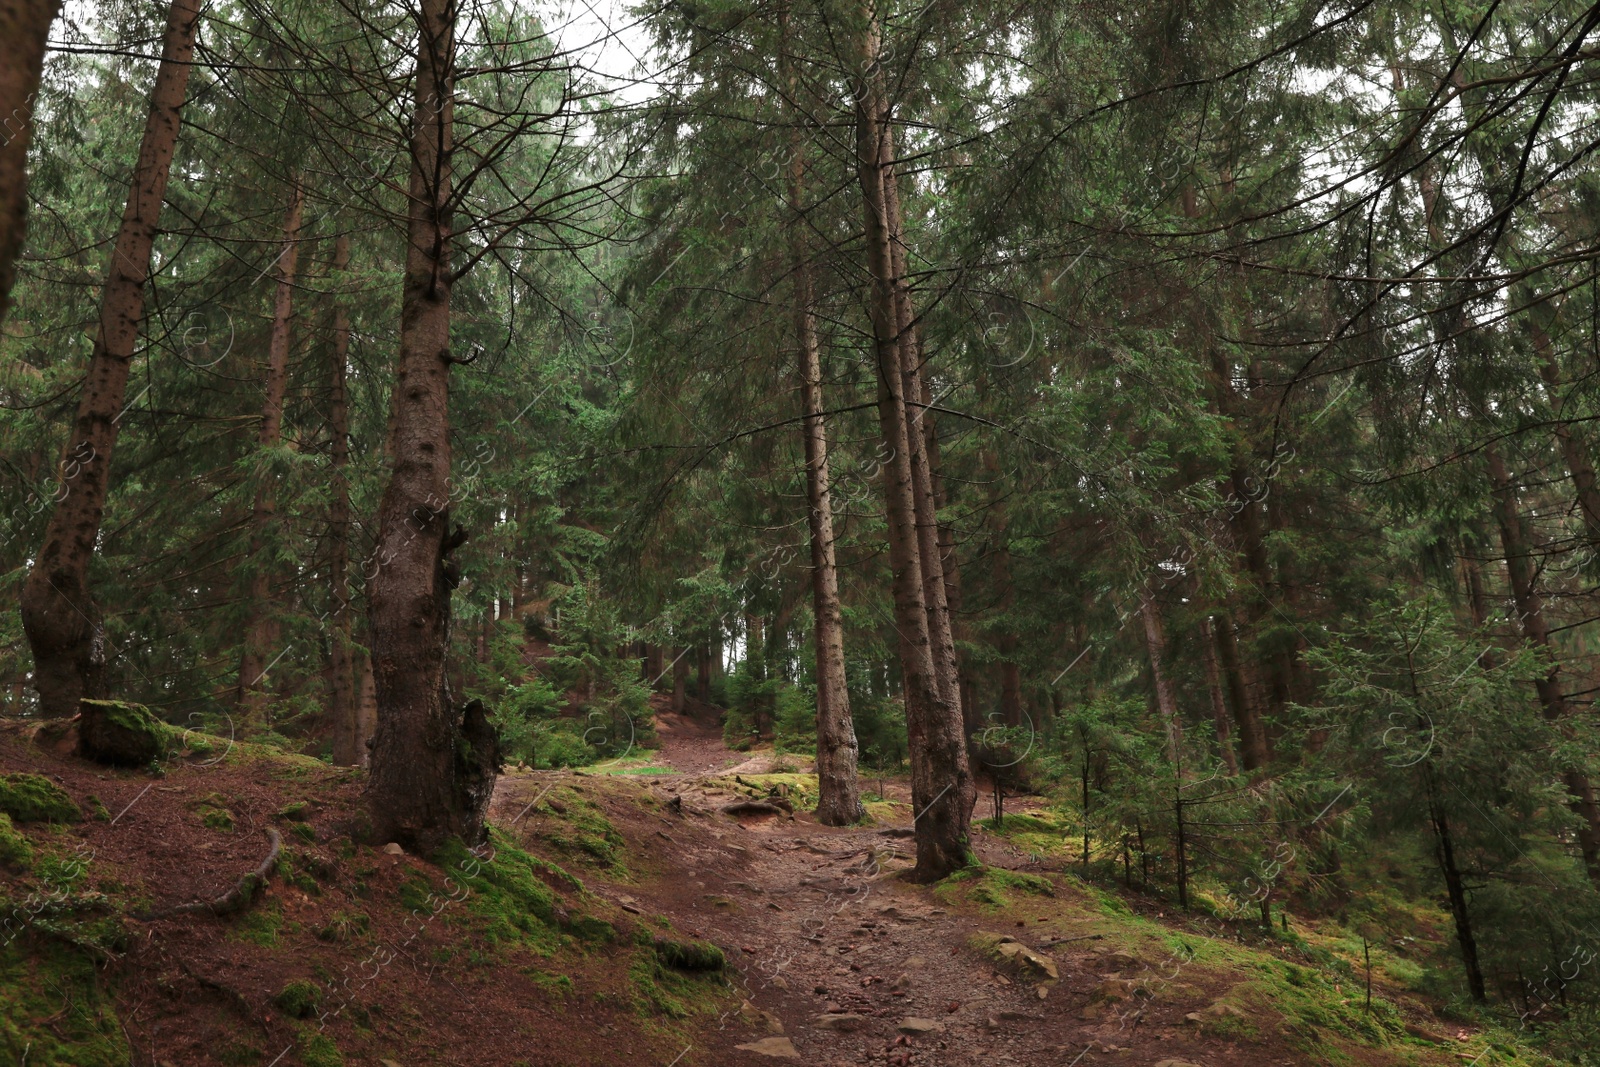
[0,706,1534,1067]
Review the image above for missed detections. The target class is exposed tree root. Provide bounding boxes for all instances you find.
[137,828,281,920]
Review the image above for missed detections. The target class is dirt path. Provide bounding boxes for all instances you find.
[496,718,1293,1067]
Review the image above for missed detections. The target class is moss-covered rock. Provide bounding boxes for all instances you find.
[77,699,167,767]
[295,1028,342,1067]
[0,773,79,823]
[0,814,32,870]
[273,979,322,1019]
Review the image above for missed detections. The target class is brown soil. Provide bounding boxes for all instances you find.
[0,712,1475,1067]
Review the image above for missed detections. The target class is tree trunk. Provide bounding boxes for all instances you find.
[1199,616,1240,774]
[327,233,361,766]
[1140,595,1183,761]
[855,15,973,878]
[1214,612,1270,771]
[355,647,378,763]
[1485,444,1600,885]
[794,256,863,826]
[671,648,688,714]
[881,146,963,727]
[237,180,304,720]
[781,44,863,824]
[0,0,61,323]
[1533,320,1600,549]
[365,0,497,853]
[19,0,201,716]
[696,644,711,701]
[1428,773,1486,1001]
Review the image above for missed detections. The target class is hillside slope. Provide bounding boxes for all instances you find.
[0,711,1548,1066]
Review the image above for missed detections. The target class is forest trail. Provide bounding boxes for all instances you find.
[491,716,1458,1067]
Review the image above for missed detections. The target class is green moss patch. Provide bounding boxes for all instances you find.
[0,773,79,823]
[0,943,129,1066]
[936,865,1055,910]
[274,979,322,1019]
[295,1027,343,1067]
[653,937,725,971]
[0,814,33,870]
[426,830,611,953]
[535,789,628,874]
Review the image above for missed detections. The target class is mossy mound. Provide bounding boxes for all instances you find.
[77,699,168,767]
[274,979,322,1019]
[428,829,613,952]
[0,815,32,870]
[0,773,79,823]
[653,937,726,971]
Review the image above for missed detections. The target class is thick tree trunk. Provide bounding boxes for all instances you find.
[19,0,200,716]
[855,16,973,879]
[365,0,497,853]
[1485,444,1600,885]
[671,648,688,714]
[696,644,711,701]
[1214,612,1270,771]
[1199,616,1240,774]
[327,234,361,766]
[0,0,61,323]
[237,181,304,720]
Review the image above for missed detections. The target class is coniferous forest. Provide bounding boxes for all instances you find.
[5,0,1600,1064]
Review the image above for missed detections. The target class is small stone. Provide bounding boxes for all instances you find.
[735,1037,800,1058]
[889,972,910,991]
[383,842,404,856]
[897,1017,946,1034]
[812,1013,868,1032]
[770,977,789,990]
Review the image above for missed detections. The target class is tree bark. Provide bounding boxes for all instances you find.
[1532,320,1600,549]
[237,180,304,719]
[1428,772,1486,1002]
[671,647,688,714]
[327,233,361,766]
[780,25,863,824]
[19,0,201,716]
[1485,444,1600,885]
[0,0,60,324]
[1140,594,1182,762]
[1214,612,1270,771]
[855,13,973,878]
[1199,616,1240,774]
[794,254,863,826]
[365,0,497,853]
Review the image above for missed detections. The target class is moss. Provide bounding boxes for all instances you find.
[935,865,1054,910]
[78,699,170,767]
[0,942,129,1066]
[277,800,311,821]
[0,814,32,871]
[295,1027,343,1067]
[425,830,604,954]
[0,773,79,823]
[83,795,110,822]
[653,937,725,971]
[274,979,322,1019]
[229,901,283,947]
[315,910,370,943]
[201,806,235,832]
[537,789,627,873]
